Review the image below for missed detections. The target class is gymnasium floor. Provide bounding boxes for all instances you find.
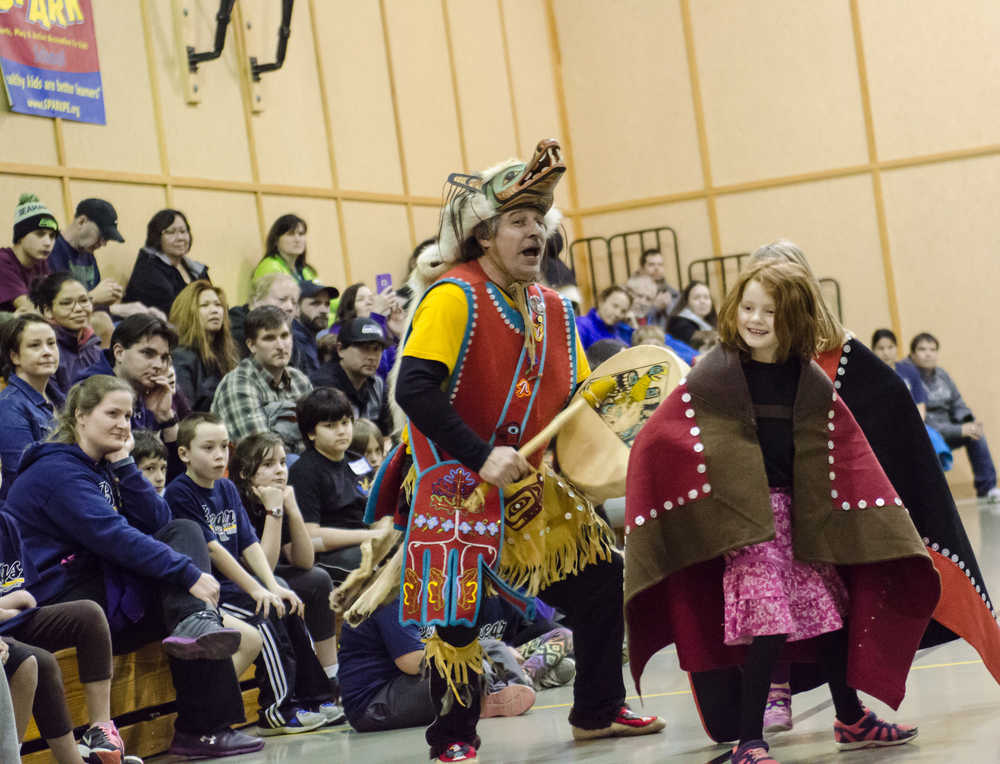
[151,498,1000,763]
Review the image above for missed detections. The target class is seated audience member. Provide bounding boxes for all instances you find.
[871,328,928,415]
[905,332,999,500]
[212,306,313,454]
[585,337,627,369]
[47,198,149,322]
[30,272,102,396]
[688,328,719,355]
[666,280,716,345]
[169,281,239,412]
[0,509,136,763]
[229,273,310,366]
[636,248,679,327]
[0,194,57,312]
[230,433,342,691]
[253,214,319,286]
[4,375,262,758]
[576,285,634,349]
[0,315,63,498]
[133,429,168,496]
[123,209,208,317]
[350,417,384,471]
[74,313,182,476]
[629,322,697,365]
[624,274,658,326]
[288,388,382,583]
[325,281,401,376]
[293,281,338,377]
[338,596,537,733]
[871,329,951,469]
[166,413,339,734]
[310,318,393,437]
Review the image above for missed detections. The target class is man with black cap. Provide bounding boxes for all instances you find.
[293,280,338,376]
[0,193,57,312]
[309,316,393,437]
[49,197,154,319]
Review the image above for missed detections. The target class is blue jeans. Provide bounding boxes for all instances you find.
[947,434,998,496]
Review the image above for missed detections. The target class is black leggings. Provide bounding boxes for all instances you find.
[3,600,112,739]
[739,629,864,743]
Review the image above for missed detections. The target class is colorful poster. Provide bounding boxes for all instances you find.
[0,0,105,124]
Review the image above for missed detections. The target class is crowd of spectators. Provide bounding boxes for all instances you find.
[0,190,988,761]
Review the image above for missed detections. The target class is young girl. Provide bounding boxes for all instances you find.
[624,259,938,763]
[230,432,342,699]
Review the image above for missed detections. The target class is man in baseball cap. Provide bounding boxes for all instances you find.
[309,316,393,437]
[293,280,340,375]
[49,198,151,321]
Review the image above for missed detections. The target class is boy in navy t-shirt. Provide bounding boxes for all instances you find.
[166,413,338,735]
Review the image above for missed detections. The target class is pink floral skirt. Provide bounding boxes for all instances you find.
[723,488,848,646]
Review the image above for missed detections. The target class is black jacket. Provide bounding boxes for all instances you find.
[172,346,223,413]
[123,247,209,316]
[310,360,393,437]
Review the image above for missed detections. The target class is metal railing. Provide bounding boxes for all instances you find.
[567,227,681,303]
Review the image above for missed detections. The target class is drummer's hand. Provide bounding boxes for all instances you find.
[479,447,532,487]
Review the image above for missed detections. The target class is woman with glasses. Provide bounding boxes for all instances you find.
[30,271,102,397]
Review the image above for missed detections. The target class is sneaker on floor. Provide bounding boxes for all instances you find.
[731,739,780,763]
[167,727,264,759]
[161,609,241,661]
[834,709,918,750]
[571,705,666,740]
[985,487,1000,504]
[78,720,125,764]
[538,656,576,689]
[481,683,536,718]
[763,683,792,733]
[257,708,328,736]
[434,742,479,763]
[313,700,347,726]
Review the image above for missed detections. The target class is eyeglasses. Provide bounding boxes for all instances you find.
[56,297,93,308]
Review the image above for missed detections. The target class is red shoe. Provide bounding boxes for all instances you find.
[571,705,666,740]
[731,739,780,763]
[435,742,479,763]
[834,709,918,750]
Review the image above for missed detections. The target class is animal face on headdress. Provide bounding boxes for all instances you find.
[412,139,566,290]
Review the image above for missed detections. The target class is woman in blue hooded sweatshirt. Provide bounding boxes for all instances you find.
[3,374,266,759]
[0,314,65,499]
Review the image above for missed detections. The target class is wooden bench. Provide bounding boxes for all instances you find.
[20,645,258,762]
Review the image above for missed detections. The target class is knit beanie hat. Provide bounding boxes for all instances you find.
[13,193,58,243]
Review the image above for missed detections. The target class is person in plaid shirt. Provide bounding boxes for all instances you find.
[212,306,312,454]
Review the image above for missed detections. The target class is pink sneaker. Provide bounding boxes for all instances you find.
[834,709,918,750]
[731,739,780,763]
[763,683,792,733]
[481,683,536,717]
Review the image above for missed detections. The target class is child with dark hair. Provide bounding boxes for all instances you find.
[166,413,340,734]
[230,432,354,705]
[288,388,379,583]
[132,430,168,495]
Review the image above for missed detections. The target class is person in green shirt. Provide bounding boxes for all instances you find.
[253,214,318,286]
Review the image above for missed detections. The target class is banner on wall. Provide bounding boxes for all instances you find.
[0,0,106,124]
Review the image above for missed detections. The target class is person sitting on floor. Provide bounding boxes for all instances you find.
[132,430,168,496]
[4,375,263,759]
[288,388,383,583]
[904,331,1000,501]
[166,413,341,735]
